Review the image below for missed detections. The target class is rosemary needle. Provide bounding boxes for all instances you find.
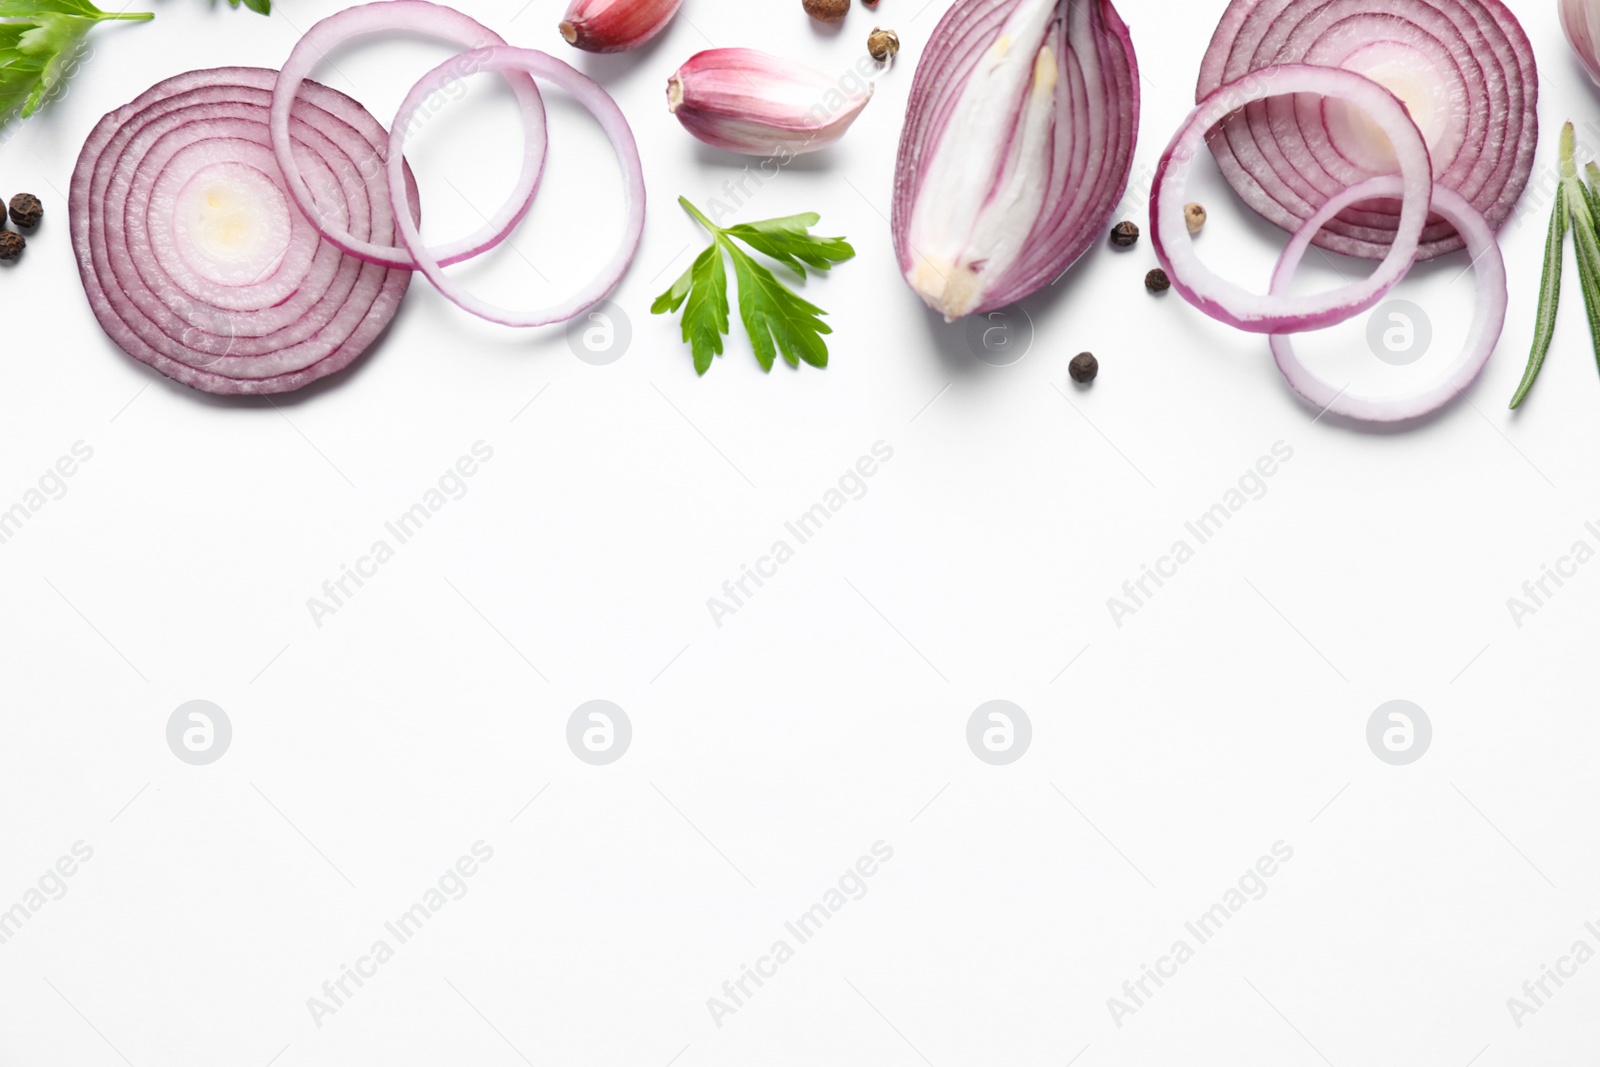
[1510,182,1567,409]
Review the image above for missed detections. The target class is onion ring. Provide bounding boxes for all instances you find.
[386,46,645,327]
[271,0,548,269]
[1150,64,1432,334]
[1198,0,1537,261]
[1268,175,1506,421]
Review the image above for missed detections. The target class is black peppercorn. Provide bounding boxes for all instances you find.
[0,231,24,261]
[8,193,41,230]
[1145,268,1170,293]
[1109,221,1140,248]
[1069,352,1098,384]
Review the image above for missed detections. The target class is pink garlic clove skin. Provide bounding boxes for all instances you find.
[1560,0,1600,88]
[667,48,872,155]
[560,0,683,53]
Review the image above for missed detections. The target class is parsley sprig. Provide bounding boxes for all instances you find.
[0,0,152,123]
[652,196,854,375]
[0,0,269,128]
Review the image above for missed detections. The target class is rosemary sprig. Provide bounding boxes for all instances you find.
[1563,129,1600,379]
[1512,122,1600,409]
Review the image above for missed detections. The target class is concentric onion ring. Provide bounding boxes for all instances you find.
[1198,0,1537,261]
[271,0,548,270]
[386,46,645,327]
[1151,65,1432,334]
[1268,175,1506,421]
[70,67,419,394]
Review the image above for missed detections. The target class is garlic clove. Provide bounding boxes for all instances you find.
[1560,0,1600,87]
[560,0,683,53]
[667,48,873,155]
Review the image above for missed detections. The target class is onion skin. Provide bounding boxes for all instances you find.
[1561,0,1600,86]
[667,48,871,155]
[890,0,1139,321]
[560,0,683,52]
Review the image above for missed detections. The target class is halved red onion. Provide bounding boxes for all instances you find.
[270,0,548,270]
[70,67,418,394]
[1268,176,1506,421]
[387,46,645,327]
[890,0,1139,320]
[1198,0,1537,261]
[1151,65,1432,334]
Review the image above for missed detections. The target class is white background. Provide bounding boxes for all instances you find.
[2,0,1598,1062]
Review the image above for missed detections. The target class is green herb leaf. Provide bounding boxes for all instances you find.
[722,213,855,280]
[651,196,851,376]
[1510,182,1567,409]
[0,0,150,122]
[726,240,831,370]
[657,240,729,376]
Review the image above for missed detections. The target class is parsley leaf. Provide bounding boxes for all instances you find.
[652,196,854,375]
[0,0,152,123]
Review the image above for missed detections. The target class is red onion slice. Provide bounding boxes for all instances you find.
[70,67,417,394]
[1268,176,1506,422]
[1198,0,1537,261]
[1150,65,1431,334]
[271,0,548,270]
[386,46,645,327]
[93,86,394,366]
